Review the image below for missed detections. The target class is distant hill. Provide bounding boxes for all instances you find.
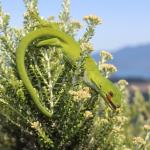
[92,43,150,79]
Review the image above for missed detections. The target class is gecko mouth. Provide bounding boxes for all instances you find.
[105,94,117,110]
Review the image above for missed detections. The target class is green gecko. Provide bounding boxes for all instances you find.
[16,26,122,118]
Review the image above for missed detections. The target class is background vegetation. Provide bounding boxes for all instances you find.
[0,0,150,149]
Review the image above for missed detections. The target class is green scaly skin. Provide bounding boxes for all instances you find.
[16,27,122,117]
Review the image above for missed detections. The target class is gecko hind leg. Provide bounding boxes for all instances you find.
[37,38,63,47]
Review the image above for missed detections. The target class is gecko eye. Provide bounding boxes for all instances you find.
[109,91,114,97]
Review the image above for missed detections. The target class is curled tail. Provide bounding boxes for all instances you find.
[16,28,68,117]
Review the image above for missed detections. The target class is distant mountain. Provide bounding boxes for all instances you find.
[92,44,150,79]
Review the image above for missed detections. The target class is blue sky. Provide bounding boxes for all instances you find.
[1,0,150,52]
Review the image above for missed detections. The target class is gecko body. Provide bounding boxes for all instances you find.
[16,27,122,117]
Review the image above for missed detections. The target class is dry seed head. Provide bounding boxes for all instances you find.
[112,126,122,133]
[83,15,102,25]
[80,42,94,52]
[95,118,109,126]
[31,121,41,129]
[117,79,128,92]
[84,110,93,118]
[144,124,150,131]
[99,63,117,73]
[100,50,113,63]
[69,87,91,102]
[123,148,132,150]
[115,116,128,124]
[71,19,82,28]
[133,136,146,145]
[118,80,128,87]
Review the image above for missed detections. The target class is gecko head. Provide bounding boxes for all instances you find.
[85,72,122,110]
[102,86,122,110]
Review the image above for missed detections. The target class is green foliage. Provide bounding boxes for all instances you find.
[0,0,150,150]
